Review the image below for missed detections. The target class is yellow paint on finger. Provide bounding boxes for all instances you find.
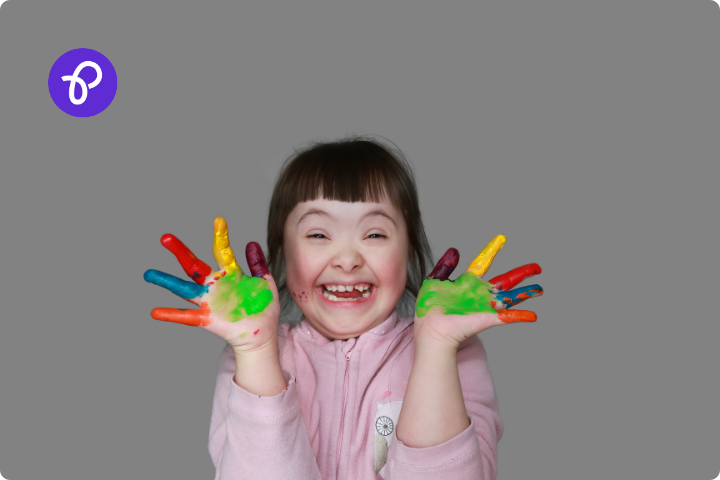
[466,235,506,277]
[213,216,241,275]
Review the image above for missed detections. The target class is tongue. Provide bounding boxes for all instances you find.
[333,289,364,298]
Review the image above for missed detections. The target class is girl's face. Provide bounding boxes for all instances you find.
[284,196,409,340]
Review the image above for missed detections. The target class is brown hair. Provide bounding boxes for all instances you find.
[266,134,433,323]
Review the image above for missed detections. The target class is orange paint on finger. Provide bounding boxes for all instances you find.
[150,302,213,327]
[497,309,537,324]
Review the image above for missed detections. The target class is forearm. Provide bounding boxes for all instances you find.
[395,341,470,448]
[233,342,287,397]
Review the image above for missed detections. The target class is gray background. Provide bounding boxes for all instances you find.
[0,0,718,479]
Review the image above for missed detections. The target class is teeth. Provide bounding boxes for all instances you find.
[323,284,372,292]
[321,284,373,302]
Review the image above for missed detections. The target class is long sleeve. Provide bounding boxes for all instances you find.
[381,334,503,480]
[208,343,323,480]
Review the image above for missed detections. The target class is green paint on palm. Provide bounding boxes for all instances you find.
[416,273,496,317]
[207,270,273,323]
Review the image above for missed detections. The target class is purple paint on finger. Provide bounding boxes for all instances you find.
[427,248,460,281]
[246,242,270,278]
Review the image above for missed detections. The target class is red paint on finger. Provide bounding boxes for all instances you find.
[488,263,541,291]
[253,329,259,335]
[161,234,213,283]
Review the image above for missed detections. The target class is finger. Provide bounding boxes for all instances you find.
[497,309,537,324]
[144,269,209,304]
[161,234,213,284]
[213,217,241,276]
[466,235,506,278]
[427,248,460,281]
[492,284,543,309]
[487,263,542,292]
[245,242,270,278]
[150,303,212,327]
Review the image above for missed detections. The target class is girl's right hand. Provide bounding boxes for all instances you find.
[143,217,281,353]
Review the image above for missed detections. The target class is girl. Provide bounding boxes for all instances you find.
[143,136,543,480]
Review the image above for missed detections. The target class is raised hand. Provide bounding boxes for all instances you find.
[143,217,281,352]
[414,235,543,349]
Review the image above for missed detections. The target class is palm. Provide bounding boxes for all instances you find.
[143,217,281,351]
[414,235,544,347]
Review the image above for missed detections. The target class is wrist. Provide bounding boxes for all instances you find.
[232,338,279,360]
[232,342,286,397]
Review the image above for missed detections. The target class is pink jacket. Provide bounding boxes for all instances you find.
[208,310,503,480]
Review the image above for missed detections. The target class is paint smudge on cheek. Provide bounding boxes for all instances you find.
[415,273,496,317]
[291,291,309,303]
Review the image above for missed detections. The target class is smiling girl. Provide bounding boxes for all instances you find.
[144,135,543,480]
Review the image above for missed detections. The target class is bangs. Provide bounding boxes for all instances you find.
[283,142,402,210]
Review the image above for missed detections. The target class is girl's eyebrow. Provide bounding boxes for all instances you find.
[363,209,397,226]
[296,208,397,227]
[297,208,334,226]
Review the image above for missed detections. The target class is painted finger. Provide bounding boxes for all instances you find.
[492,284,543,309]
[213,217,241,276]
[150,303,212,327]
[161,234,213,284]
[487,263,542,292]
[246,242,270,278]
[427,248,460,281]
[497,309,537,324]
[144,269,209,305]
[466,235,506,277]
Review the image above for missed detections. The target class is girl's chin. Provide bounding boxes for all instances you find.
[314,285,378,309]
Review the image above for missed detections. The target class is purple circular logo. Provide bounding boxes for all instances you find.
[48,48,117,117]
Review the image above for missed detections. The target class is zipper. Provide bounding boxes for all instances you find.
[335,342,355,477]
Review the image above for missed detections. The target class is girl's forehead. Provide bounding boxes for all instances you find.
[288,196,402,225]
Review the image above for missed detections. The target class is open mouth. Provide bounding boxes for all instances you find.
[320,283,375,302]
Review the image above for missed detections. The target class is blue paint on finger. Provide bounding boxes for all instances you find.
[144,269,210,300]
[493,284,543,308]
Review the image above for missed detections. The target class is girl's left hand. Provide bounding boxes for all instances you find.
[413,235,544,350]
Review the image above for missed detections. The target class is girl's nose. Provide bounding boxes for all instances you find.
[331,245,363,272]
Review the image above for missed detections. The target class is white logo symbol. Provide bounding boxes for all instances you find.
[61,61,103,105]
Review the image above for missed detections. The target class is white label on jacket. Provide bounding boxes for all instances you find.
[374,400,403,477]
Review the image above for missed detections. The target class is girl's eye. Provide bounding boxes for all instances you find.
[368,234,387,239]
[308,234,327,239]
